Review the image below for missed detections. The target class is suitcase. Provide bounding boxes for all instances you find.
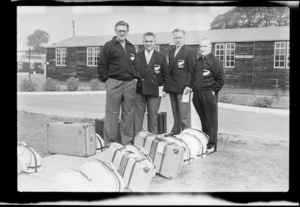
[96,142,155,192]
[17,141,42,174]
[54,169,99,192]
[47,122,96,157]
[157,112,167,134]
[134,131,185,179]
[142,112,167,134]
[95,118,121,143]
[181,128,210,157]
[54,159,125,192]
[164,136,193,164]
[95,133,105,152]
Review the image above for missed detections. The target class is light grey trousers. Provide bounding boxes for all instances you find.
[134,93,161,136]
[104,78,137,146]
[169,92,191,134]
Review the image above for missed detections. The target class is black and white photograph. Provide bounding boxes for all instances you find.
[12,1,298,205]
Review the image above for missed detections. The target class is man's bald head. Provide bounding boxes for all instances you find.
[199,38,212,57]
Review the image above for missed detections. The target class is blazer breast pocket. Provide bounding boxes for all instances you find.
[177,59,185,69]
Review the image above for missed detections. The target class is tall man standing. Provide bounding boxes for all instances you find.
[185,38,225,154]
[164,29,197,136]
[98,20,140,146]
[134,32,169,136]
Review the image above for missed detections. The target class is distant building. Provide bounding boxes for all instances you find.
[45,26,289,90]
[17,51,46,74]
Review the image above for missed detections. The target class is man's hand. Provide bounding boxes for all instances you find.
[162,91,167,98]
[212,91,215,96]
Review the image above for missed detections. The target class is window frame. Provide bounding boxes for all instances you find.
[214,43,225,66]
[18,62,23,70]
[30,62,34,69]
[56,48,67,66]
[225,43,235,68]
[274,42,286,69]
[87,47,100,66]
[155,45,160,51]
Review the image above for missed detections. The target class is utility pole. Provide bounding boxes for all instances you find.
[28,48,31,79]
[72,20,75,37]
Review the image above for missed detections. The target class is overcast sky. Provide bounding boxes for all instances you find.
[17,6,237,50]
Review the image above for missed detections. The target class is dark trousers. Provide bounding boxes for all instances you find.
[192,90,218,148]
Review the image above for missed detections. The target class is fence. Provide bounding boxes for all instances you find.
[17,49,46,78]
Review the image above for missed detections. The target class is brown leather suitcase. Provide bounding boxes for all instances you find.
[157,112,167,134]
[47,122,96,157]
[142,112,167,134]
[95,118,121,143]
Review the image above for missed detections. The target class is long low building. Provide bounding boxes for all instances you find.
[45,26,289,90]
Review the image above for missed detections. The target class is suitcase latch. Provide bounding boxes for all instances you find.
[173,148,179,154]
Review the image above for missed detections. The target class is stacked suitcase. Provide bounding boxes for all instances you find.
[45,112,210,192]
[134,131,185,179]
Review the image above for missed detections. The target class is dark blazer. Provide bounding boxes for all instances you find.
[165,45,197,94]
[136,49,169,97]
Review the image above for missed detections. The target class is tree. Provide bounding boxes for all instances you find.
[210,7,290,29]
[26,29,50,51]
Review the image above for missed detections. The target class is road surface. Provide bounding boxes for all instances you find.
[17,92,289,141]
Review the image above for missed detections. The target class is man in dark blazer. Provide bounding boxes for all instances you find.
[164,29,197,136]
[134,32,169,136]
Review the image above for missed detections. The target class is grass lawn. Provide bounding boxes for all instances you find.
[17,111,289,192]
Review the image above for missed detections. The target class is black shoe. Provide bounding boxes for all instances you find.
[206,145,216,155]
[164,132,178,137]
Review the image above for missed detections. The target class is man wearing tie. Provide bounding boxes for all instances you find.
[134,32,169,136]
[164,29,197,136]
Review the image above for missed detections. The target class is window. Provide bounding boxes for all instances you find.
[87,47,100,66]
[134,46,139,53]
[214,43,235,68]
[225,43,235,68]
[155,45,160,51]
[215,43,225,66]
[18,62,23,70]
[274,42,287,68]
[286,42,290,69]
[56,48,67,66]
[30,62,34,69]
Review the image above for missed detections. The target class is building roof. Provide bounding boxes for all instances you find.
[46,26,289,48]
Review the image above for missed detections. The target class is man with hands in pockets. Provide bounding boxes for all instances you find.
[134,32,169,136]
[185,38,225,154]
[97,20,141,146]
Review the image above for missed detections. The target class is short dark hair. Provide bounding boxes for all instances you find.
[143,32,156,39]
[172,28,186,35]
[115,20,129,29]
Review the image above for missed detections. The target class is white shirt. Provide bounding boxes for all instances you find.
[145,49,154,64]
[174,44,183,57]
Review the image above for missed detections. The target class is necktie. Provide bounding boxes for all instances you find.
[174,47,180,57]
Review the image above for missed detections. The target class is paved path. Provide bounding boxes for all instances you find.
[17,92,289,141]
